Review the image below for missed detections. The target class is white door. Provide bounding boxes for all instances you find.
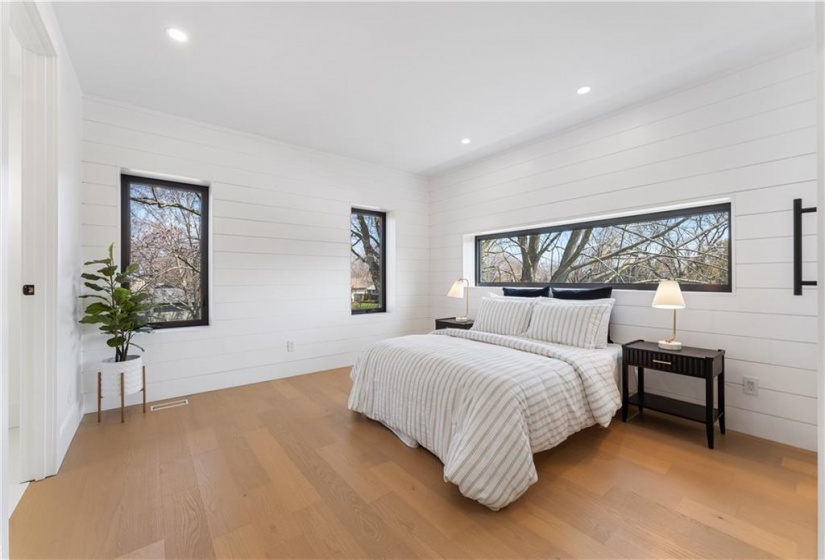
[6,13,28,500]
[1,4,59,554]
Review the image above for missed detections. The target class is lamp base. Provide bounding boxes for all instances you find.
[658,339,682,351]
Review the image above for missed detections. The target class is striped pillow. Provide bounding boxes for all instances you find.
[526,298,615,349]
[471,297,535,336]
[547,297,615,348]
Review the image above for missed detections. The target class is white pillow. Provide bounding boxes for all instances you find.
[471,297,536,336]
[549,297,614,348]
[526,298,615,349]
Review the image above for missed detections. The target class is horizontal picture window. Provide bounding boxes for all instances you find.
[476,203,731,292]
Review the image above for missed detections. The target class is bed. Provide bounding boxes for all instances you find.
[348,296,622,510]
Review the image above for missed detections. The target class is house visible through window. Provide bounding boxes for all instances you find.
[476,202,731,292]
[121,174,210,328]
[350,208,386,313]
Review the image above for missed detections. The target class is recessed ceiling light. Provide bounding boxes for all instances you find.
[577,86,591,95]
[166,28,188,43]
[461,138,471,145]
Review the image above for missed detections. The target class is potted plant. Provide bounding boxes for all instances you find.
[79,243,153,408]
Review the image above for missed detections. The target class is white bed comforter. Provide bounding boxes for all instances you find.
[347,328,622,510]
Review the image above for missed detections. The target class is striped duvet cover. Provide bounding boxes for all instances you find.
[348,328,622,510]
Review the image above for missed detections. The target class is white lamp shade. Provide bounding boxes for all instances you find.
[651,280,685,309]
[447,279,466,299]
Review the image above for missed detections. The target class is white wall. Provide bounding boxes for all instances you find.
[79,98,430,411]
[430,46,818,451]
[36,3,84,467]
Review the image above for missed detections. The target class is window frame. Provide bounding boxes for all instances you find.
[350,207,387,315]
[475,202,732,293]
[120,174,211,329]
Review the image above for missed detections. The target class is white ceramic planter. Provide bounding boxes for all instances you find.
[99,355,143,398]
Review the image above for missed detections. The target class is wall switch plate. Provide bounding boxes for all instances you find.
[287,340,295,352]
[743,376,759,395]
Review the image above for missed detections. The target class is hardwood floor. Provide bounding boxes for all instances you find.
[11,367,817,559]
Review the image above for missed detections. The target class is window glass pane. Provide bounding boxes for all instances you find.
[351,209,385,313]
[477,205,730,291]
[125,177,208,326]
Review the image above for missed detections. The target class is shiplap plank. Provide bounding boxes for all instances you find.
[81,182,118,206]
[736,211,816,239]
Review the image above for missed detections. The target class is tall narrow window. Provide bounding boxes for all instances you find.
[350,208,386,314]
[121,175,210,328]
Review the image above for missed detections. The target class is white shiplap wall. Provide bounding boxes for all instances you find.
[429,46,818,450]
[80,97,430,412]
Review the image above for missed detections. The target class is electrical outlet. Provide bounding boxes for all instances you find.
[743,376,759,396]
[287,340,295,352]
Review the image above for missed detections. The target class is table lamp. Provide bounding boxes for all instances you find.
[652,280,686,350]
[448,278,470,322]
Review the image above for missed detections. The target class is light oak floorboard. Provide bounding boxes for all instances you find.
[11,367,817,559]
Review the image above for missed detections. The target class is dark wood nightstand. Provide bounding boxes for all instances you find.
[622,340,725,449]
[435,317,474,330]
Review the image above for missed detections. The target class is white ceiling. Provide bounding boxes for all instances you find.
[53,2,814,176]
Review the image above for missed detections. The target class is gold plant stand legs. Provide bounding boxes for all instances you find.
[98,366,147,423]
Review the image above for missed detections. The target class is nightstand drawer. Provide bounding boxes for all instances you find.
[624,347,706,378]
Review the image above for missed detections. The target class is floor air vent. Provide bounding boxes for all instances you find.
[150,399,189,412]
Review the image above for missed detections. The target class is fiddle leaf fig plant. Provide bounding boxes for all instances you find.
[79,243,153,362]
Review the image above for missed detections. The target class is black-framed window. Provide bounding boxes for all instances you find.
[350,208,386,314]
[121,174,210,328]
[476,203,731,292]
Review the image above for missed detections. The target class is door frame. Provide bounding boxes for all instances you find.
[817,5,825,559]
[0,2,59,556]
[814,2,825,558]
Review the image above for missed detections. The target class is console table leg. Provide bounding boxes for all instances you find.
[718,371,725,435]
[621,362,629,421]
[638,367,645,414]
[142,365,146,414]
[706,375,714,449]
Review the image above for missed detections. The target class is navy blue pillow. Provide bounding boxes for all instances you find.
[503,286,550,298]
[551,287,613,300]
